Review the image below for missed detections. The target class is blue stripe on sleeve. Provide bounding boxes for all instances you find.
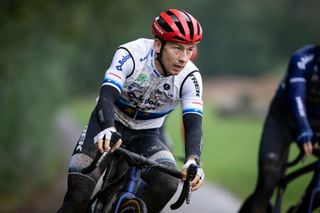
[103,78,123,91]
[182,108,203,116]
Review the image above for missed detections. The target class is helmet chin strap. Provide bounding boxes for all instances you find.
[156,40,171,77]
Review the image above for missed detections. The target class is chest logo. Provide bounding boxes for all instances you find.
[136,73,148,85]
[163,83,170,90]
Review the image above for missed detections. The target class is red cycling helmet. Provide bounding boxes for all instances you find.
[152,9,203,45]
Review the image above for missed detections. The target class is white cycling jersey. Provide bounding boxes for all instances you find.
[102,38,203,129]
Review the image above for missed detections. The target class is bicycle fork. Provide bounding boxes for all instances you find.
[113,167,143,212]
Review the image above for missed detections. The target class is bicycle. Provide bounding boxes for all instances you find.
[81,143,198,213]
[269,136,320,213]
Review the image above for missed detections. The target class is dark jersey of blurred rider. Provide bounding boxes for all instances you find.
[239,44,320,213]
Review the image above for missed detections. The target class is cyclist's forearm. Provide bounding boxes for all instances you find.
[183,113,203,164]
[97,85,120,129]
[288,81,312,133]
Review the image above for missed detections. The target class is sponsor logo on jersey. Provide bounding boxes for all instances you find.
[297,54,314,70]
[190,75,201,97]
[139,54,148,62]
[163,83,170,90]
[136,73,148,85]
[76,127,87,152]
[127,91,162,109]
[116,54,131,71]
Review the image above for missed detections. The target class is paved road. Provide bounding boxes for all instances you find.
[53,112,240,213]
[163,182,241,213]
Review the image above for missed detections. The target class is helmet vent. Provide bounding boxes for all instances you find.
[158,18,174,33]
[187,21,194,40]
[196,22,201,35]
[172,35,185,42]
[182,11,194,40]
[167,11,186,36]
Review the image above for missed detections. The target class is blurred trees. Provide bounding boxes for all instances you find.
[0,0,319,210]
[196,0,320,75]
[0,1,71,209]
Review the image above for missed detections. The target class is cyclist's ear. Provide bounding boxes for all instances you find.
[154,38,162,54]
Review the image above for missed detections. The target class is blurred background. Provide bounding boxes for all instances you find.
[1,0,320,212]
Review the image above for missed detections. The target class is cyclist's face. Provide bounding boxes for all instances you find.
[155,40,195,75]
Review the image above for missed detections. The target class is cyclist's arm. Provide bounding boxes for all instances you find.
[180,71,203,164]
[287,55,312,133]
[96,86,120,128]
[97,48,134,129]
[94,48,134,152]
[183,113,202,164]
[182,113,204,191]
[287,53,313,154]
[180,71,204,190]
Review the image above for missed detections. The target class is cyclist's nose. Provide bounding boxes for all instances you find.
[178,50,189,62]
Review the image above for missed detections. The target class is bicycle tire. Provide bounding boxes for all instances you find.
[118,198,147,213]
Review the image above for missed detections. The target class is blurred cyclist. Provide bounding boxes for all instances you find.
[239,44,320,213]
[58,9,205,213]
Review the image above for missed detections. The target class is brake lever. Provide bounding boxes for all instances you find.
[81,132,122,174]
[186,164,197,204]
[170,164,198,210]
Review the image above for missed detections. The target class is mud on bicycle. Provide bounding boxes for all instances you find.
[81,135,199,213]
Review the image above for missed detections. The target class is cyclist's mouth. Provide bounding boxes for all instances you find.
[173,64,184,72]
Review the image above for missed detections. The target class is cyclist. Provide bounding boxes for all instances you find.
[58,9,205,213]
[239,44,320,213]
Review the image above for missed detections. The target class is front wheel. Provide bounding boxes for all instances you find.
[118,198,147,213]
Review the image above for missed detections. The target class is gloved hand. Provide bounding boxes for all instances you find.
[297,131,313,156]
[182,158,205,191]
[94,127,122,153]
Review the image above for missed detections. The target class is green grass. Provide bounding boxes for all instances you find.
[165,105,263,198]
[66,96,315,211]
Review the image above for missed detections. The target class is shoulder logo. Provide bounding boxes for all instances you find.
[297,54,314,70]
[139,54,148,62]
[190,75,201,97]
[116,54,131,71]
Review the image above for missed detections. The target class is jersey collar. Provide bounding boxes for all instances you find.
[150,48,162,77]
